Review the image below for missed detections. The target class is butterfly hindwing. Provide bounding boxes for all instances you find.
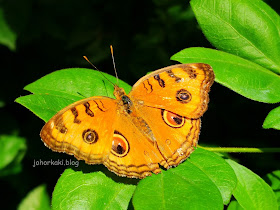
[103,110,166,178]
[134,105,201,168]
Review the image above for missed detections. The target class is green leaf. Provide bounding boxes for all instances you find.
[227,200,244,210]
[0,135,26,176]
[133,148,237,209]
[16,94,78,123]
[190,0,280,74]
[263,106,280,130]
[18,184,51,210]
[264,170,280,207]
[172,47,280,103]
[187,148,237,205]
[15,68,131,122]
[226,159,278,210]
[51,149,237,209]
[0,7,16,50]
[0,99,5,108]
[52,168,136,210]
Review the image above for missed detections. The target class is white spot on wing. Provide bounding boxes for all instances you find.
[177,148,184,156]
[50,122,54,129]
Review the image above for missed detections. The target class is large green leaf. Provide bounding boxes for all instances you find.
[187,149,237,205]
[18,185,51,210]
[226,159,278,210]
[15,68,131,122]
[133,148,237,209]
[0,135,26,176]
[52,169,136,210]
[51,148,237,209]
[190,0,280,74]
[172,47,280,103]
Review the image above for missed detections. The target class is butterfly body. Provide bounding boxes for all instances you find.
[40,63,214,178]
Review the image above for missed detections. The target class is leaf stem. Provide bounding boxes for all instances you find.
[198,145,280,153]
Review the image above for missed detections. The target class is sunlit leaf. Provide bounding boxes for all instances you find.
[15,68,131,122]
[52,169,136,210]
[263,106,280,130]
[226,160,278,210]
[172,47,280,103]
[191,0,280,73]
[18,185,51,210]
[0,135,26,176]
[133,148,237,209]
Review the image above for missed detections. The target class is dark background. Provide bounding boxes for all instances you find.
[1,0,280,208]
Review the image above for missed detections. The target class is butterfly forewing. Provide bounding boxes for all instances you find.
[40,96,117,164]
[130,63,214,119]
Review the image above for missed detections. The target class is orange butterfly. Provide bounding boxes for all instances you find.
[40,63,214,178]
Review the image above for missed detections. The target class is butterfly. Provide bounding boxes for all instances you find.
[40,63,214,178]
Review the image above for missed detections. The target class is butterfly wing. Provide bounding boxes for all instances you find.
[129,63,214,119]
[40,96,117,164]
[134,105,201,169]
[128,63,214,169]
[40,96,165,178]
[103,110,165,178]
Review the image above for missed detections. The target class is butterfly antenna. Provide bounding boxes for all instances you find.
[83,56,115,87]
[110,45,119,86]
